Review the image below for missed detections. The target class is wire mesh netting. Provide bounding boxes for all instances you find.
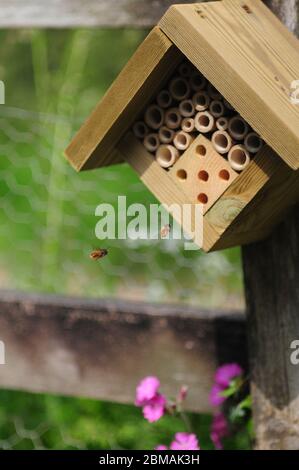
[0,29,245,450]
[0,103,243,307]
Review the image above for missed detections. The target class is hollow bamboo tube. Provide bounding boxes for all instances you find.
[144,105,164,130]
[132,121,148,140]
[216,117,229,131]
[158,126,175,144]
[209,100,225,118]
[173,131,194,151]
[228,116,249,141]
[192,91,210,111]
[211,130,233,155]
[194,111,216,133]
[156,145,179,169]
[179,99,195,118]
[189,72,206,92]
[244,132,264,154]
[178,62,194,78]
[207,83,222,100]
[143,133,160,153]
[169,77,190,101]
[228,145,251,172]
[157,89,172,109]
[165,107,182,130]
[181,117,195,133]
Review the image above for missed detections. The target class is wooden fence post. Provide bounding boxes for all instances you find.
[242,0,299,451]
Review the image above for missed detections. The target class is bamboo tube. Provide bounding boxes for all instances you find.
[158,126,175,144]
[173,131,194,151]
[244,132,264,154]
[216,117,229,131]
[178,62,194,78]
[228,145,251,172]
[179,99,195,118]
[132,121,148,139]
[209,100,225,118]
[157,89,172,109]
[207,83,222,99]
[194,111,216,133]
[211,130,233,155]
[189,72,206,92]
[169,77,190,101]
[192,91,210,111]
[228,116,249,141]
[145,105,164,130]
[165,107,182,130]
[181,117,195,133]
[156,145,179,169]
[143,133,160,153]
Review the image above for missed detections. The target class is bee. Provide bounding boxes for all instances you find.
[90,248,108,260]
[160,224,172,238]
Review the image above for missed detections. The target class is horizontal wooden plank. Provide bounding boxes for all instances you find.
[0,0,201,28]
[0,290,246,413]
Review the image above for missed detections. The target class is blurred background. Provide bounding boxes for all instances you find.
[0,29,246,449]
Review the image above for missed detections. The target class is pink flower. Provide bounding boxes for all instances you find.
[214,364,243,388]
[135,376,160,406]
[135,376,167,423]
[142,393,167,423]
[155,445,168,450]
[177,385,188,403]
[210,413,229,450]
[209,383,226,407]
[209,363,243,407]
[170,432,200,450]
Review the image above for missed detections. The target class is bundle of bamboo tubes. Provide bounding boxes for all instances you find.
[132,59,264,173]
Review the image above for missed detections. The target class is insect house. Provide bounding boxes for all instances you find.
[65,0,299,252]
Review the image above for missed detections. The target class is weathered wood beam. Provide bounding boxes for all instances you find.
[0,0,204,28]
[243,0,299,449]
[0,290,246,412]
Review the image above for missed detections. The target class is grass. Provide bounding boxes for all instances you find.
[0,29,247,450]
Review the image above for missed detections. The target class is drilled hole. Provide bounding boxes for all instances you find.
[177,169,187,180]
[198,170,209,181]
[197,193,208,204]
[196,145,207,156]
[219,169,230,181]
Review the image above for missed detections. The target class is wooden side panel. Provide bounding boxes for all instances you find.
[204,145,285,251]
[169,135,238,214]
[65,27,182,171]
[159,0,299,169]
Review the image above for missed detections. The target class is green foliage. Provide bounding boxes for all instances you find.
[0,29,246,450]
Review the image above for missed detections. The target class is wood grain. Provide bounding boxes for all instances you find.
[0,290,246,413]
[169,134,238,214]
[65,27,182,171]
[204,145,284,249]
[159,0,299,169]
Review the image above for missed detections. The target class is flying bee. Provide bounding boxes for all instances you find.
[90,248,108,260]
[160,224,172,238]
